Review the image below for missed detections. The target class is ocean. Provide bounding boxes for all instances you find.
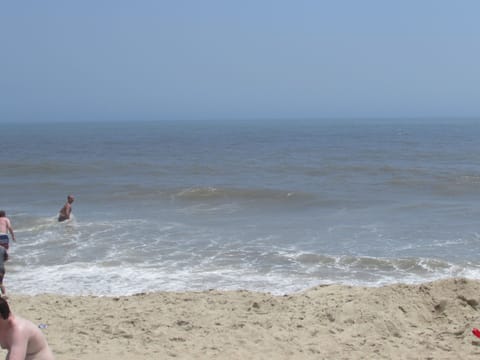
[1,118,480,296]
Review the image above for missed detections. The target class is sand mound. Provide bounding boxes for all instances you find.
[3,278,480,359]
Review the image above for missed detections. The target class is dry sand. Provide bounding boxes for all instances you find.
[3,278,480,359]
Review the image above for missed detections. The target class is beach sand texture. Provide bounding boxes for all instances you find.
[3,278,480,359]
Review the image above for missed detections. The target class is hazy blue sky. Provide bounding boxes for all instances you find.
[1,1,479,122]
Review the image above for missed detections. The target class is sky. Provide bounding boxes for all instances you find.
[1,1,479,122]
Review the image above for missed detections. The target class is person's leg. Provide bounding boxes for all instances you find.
[0,271,5,297]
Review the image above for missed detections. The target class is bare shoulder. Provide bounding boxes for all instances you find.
[13,316,51,353]
[12,316,41,339]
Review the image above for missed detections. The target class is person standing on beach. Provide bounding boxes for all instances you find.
[0,297,54,360]
[58,195,74,222]
[0,211,15,251]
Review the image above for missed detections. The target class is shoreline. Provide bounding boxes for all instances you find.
[4,278,480,359]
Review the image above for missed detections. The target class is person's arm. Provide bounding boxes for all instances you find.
[7,220,15,242]
[66,205,72,219]
[6,333,28,360]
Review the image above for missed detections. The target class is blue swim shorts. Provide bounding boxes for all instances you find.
[0,235,9,250]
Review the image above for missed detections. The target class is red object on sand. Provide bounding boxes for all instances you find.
[472,328,480,338]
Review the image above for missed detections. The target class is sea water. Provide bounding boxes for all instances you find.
[1,118,480,295]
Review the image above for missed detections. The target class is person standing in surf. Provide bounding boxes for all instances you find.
[0,211,15,251]
[58,195,75,222]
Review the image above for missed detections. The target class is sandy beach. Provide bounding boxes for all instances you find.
[1,278,480,359]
